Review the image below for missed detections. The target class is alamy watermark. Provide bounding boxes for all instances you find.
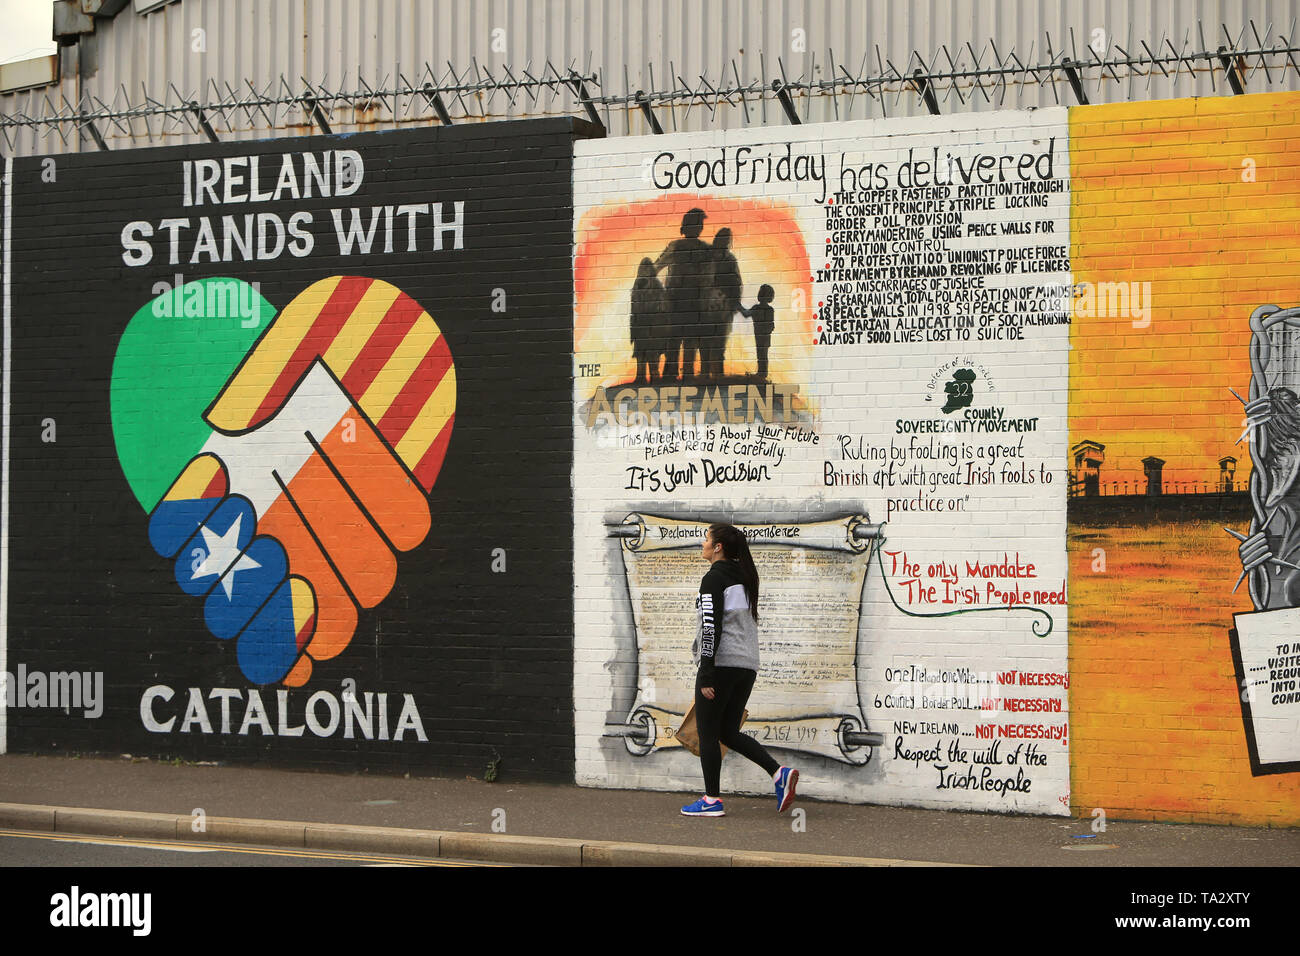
[1071,279,1153,328]
[1,664,104,718]
[1034,280,1153,327]
[50,886,151,936]
[150,273,263,326]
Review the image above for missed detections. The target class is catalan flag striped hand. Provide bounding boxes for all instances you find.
[146,277,455,687]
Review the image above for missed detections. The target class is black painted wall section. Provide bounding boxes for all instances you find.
[4,118,595,780]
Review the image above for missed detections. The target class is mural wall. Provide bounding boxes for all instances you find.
[1,89,1296,824]
[574,113,1074,814]
[575,94,1300,824]
[1068,93,1300,824]
[1,119,591,780]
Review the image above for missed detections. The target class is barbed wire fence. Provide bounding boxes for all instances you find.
[2,19,1299,153]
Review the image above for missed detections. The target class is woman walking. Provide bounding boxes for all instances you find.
[681,523,799,817]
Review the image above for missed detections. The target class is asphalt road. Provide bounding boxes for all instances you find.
[0,829,500,867]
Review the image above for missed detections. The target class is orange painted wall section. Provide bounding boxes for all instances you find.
[1068,92,1300,825]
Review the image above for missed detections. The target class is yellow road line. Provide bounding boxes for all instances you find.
[0,828,495,867]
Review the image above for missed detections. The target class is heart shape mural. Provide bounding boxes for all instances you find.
[111,276,455,687]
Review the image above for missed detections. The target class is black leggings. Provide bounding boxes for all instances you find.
[695,666,781,797]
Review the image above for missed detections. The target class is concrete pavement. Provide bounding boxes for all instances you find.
[0,753,1295,866]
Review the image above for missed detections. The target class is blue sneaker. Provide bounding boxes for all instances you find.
[774,767,799,813]
[681,797,725,817]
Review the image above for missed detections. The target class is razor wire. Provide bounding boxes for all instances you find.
[2,19,1300,151]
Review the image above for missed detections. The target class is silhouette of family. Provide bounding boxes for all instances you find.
[630,208,775,384]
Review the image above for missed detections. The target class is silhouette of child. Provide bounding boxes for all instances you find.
[743,285,776,381]
[631,257,667,384]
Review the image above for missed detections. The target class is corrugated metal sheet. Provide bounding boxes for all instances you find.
[3,0,1300,155]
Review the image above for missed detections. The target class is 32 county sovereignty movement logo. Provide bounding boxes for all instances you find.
[111,276,456,688]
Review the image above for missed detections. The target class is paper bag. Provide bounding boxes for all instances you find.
[674,704,749,757]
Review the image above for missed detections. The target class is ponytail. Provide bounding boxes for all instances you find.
[708,523,760,622]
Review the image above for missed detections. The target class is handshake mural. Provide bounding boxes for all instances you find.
[112,276,455,687]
